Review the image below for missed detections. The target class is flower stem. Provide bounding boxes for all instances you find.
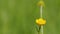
[38,26,41,34]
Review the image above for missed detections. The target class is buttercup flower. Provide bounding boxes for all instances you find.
[36,18,46,25]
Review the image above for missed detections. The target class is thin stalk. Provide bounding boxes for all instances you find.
[38,26,41,34]
[40,6,43,18]
[41,25,43,34]
[40,5,43,34]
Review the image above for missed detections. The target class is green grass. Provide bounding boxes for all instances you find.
[0,0,60,34]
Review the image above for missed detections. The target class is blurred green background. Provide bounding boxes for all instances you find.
[0,0,60,34]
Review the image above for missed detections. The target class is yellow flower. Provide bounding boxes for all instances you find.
[37,0,45,7]
[36,18,46,25]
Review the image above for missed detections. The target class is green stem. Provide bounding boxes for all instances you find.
[38,31,40,34]
[38,26,41,34]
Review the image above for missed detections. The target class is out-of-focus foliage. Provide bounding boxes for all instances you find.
[0,0,60,34]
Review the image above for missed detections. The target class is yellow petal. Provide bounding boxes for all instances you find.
[36,18,46,25]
